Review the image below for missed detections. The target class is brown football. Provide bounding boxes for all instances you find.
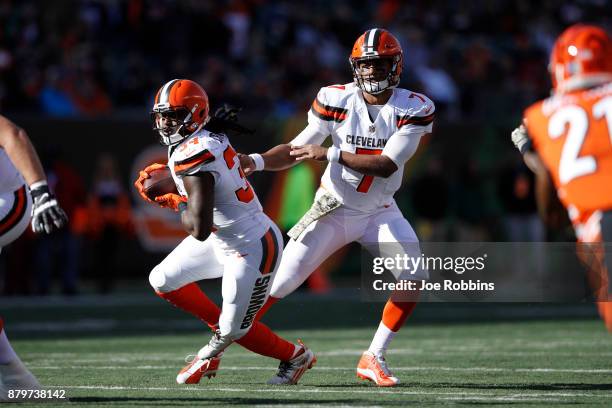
[143,166,178,200]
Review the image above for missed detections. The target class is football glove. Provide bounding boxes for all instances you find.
[134,162,167,203]
[30,182,68,234]
[511,124,531,154]
[155,193,187,212]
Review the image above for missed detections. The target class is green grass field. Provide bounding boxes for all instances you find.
[3,292,612,407]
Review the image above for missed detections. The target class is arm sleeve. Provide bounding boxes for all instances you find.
[382,131,424,168]
[289,122,329,146]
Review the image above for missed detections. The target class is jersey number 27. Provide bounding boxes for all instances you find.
[549,96,612,184]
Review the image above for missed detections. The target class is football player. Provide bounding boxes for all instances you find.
[511,24,612,330]
[0,114,68,400]
[134,79,315,385]
[240,28,434,386]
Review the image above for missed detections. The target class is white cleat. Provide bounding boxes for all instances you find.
[197,330,233,360]
[267,340,316,385]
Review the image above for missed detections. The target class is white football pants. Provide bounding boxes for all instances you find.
[271,202,427,298]
[149,225,283,340]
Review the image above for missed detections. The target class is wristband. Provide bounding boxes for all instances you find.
[326,146,341,163]
[249,153,265,171]
[178,201,188,213]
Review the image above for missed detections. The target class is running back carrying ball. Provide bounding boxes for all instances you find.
[143,166,178,200]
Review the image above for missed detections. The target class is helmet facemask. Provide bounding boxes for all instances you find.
[350,54,402,95]
[151,104,208,146]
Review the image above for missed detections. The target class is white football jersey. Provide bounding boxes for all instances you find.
[168,129,271,249]
[299,83,434,212]
[0,149,25,194]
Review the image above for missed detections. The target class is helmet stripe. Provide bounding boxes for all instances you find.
[364,30,370,48]
[362,29,381,56]
[365,29,374,48]
[159,79,179,105]
[372,28,381,50]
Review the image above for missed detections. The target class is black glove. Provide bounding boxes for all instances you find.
[30,182,69,234]
[213,104,242,122]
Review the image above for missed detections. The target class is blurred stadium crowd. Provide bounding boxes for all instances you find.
[0,0,610,295]
[0,0,609,120]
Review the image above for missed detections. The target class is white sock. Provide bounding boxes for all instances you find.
[368,321,396,357]
[0,329,19,364]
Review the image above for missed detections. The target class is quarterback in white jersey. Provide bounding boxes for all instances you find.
[0,114,68,400]
[241,28,434,387]
[301,82,433,212]
[134,79,315,386]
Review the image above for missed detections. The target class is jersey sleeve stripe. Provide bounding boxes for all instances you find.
[173,149,215,175]
[0,185,27,235]
[396,112,435,128]
[311,98,348,122]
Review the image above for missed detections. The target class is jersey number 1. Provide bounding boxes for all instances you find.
[223,146,255,203]
[548,96,612,184]
[355,148,383,193]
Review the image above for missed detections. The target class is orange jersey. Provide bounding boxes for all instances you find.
[524,83,612,225]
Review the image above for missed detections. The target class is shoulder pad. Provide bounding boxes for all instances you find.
[310,84,354,123]
[395,90,435,129]
[319,83,357,98]
[322,82,355,91]
[172,131,225,176]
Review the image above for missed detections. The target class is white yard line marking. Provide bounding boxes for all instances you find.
[46,384,611,400]
[30,365,612,374]
[440,396,566,402]
[24,349,612,362]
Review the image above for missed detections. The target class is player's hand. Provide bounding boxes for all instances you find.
[134,162,167,203]
[213,104,242,122]
[238,153,256,176]
[511,124,530,154]
[154,193,187,212]
[30,183,69,234]
[290,145,328,161]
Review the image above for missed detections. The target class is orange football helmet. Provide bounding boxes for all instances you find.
[349,28,403,95]
[151,79,210,145]
[549,24,612,93]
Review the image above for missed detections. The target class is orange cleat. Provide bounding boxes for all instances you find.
[356,351,399,387]
[176,353,222,384]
